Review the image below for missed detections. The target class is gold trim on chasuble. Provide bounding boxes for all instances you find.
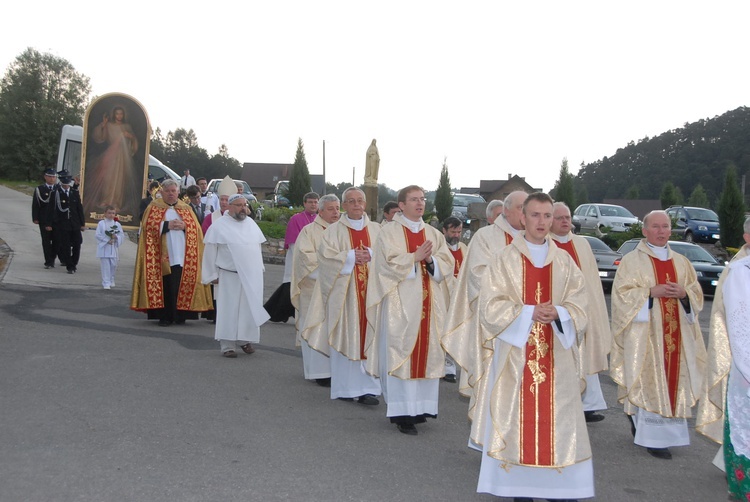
[520,256,555,466]
[649,256,682,415]
[140,205,168,309]
[402,226,431,378]
[348,226,371,359]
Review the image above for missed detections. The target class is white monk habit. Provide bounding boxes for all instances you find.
[610,240,706,449]
[442,215,519,399]
[475,235,593,499]
[303,214,382,399]
[202,213,270,348]
[551,231,610,411]
[364,212,452,419]
[291,215,331,380]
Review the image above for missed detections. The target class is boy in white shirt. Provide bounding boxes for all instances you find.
[95,206,123,289]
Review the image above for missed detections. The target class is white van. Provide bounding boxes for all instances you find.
[56,124,180,182]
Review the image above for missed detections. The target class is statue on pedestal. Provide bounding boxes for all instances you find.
[364,139,379,187]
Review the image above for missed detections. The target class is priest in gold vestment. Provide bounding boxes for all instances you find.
[474,193,592,499]
[610,210,706,460]
[131,179,212,325]
[291,194,340,384]
[364,185,452,435]
[303,188,381,404]
[550,202,610,423]
[442,190,527,399]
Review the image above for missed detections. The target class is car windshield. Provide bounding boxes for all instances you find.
[452,194,485,206]
[617,241,638,254]
[584,237,613,252]
[685,208,719,222]
[671,243,719,264]
[597,205,635,218]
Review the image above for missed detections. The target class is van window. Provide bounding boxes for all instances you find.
[60,139,82,177]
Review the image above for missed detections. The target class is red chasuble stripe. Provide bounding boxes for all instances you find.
[403,226,431,378]
[553,239,581,269]
[348,227,371,359]
[449,247,463,278]
[649,256,682,415]
[520,256,555,466]
[505,231,514,246]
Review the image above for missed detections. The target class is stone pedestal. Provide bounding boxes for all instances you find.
[364,185,379,222]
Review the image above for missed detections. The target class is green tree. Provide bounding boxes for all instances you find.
[625,185,640,199]
[717,165,746,248]
[0,48,91,180]
[288,138,312,206]
[688,184,710,208]
[164,128,209,174]
[576,185,589,205]
[206,144,241,181]
[550,157,575,209]
[434,158,453,222]
[660,181,681,208]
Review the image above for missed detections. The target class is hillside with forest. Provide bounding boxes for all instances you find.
[575,106,750,207]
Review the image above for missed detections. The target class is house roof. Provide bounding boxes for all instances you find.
[241,163,293,189]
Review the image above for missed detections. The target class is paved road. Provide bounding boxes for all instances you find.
[0,184,728,501]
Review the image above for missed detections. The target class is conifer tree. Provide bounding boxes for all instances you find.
[434,158,453,222]
[288,138,312,206]
[717,165,746,248]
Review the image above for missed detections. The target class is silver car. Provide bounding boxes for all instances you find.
[573,203,639,233]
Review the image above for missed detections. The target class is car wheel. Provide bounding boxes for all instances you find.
[684,231,694,243]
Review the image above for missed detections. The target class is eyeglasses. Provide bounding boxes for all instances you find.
[345,199,365,205]
[407,197,427,203]
[553,216,572,221]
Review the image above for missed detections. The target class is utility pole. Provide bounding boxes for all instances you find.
[322,140,326,194]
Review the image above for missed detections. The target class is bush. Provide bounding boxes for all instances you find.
[599,223,643,251]
[257,220,286,239]
[262,206,296,223]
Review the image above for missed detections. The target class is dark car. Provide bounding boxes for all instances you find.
[665,205,721,243]
[617,239,725,295]
[581,235,621,292]
[451,193,486,225]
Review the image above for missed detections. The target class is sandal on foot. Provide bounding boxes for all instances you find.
[222,350,238,358]
[240,343,255,354]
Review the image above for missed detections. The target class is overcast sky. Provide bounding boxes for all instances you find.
[3,1,748,193]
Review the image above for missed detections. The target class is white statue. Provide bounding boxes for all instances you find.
[364,139,380,187]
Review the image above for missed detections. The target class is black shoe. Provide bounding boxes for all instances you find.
[315,378,331,387]
[357,394,379,406]
[627,414,636,437]
[44,264,54,269]
[158,320,172,327]
[584,411,605,423]
[397,423,418,435]
[337,397,354,402]
[646,447,672,460]
[443,374,457,383]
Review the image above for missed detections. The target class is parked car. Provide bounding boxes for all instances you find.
[206,178,257,204]
[573,203,639,233]
[581,235,621,292]
[665,205,721,243]
[616,239,725,295]
[451,193,486,225]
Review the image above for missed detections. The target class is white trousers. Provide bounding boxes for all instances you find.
[329,347,381,399]
[100,257,118,287]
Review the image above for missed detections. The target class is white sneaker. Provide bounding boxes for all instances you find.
[103,285,110,290]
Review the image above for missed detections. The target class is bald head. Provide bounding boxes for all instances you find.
[503,191,528,230]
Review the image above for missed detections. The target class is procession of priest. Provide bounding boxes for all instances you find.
[33,162,750,501]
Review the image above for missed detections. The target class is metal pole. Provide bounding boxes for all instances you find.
[352,167,355,187]
[322,140,326,194]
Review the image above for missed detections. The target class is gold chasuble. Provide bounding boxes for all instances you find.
[610,239,706,419]
[365,212,451,380]
[520,257,555,466]
[349,227,371,358]
[473,237,590,468]
[131,199,212,313]
[403,227,432,378]
[649,256,682,415]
